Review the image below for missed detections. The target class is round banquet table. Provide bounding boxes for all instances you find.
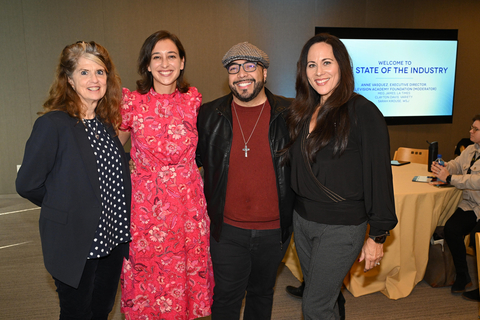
[283,162,463,300]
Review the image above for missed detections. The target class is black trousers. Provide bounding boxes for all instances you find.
[53,242,128,320]
[444,207,480,276]
[210,223,290,320]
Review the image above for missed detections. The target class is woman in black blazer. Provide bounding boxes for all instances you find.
[16,41,131,320]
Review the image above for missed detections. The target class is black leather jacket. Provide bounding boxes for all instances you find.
[196,88,294,245]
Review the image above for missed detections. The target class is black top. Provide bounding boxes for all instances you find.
[83,118,130,259]
[290,95,397,236]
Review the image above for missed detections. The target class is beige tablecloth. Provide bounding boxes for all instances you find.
[284,162,463,300]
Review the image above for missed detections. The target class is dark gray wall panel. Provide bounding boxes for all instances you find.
[3,0,480,194]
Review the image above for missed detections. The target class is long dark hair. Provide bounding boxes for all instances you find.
[42,41,122,132]
[285,33,356,163]
[136,30,189,94]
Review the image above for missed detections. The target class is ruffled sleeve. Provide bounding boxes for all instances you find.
[120,87,135,131]
[187,87,202,115]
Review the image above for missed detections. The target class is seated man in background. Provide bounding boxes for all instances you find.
[432,114,480,302]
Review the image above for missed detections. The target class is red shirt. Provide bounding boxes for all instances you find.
[223,100,280,230]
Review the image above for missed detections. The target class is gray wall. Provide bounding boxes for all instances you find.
[2,0,479,194]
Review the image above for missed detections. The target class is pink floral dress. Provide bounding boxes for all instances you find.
[120,87,213,320]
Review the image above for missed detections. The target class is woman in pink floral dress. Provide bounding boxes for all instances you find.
[119,30,213,320]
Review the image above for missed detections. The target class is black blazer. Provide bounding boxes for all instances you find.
[16,111,131,288]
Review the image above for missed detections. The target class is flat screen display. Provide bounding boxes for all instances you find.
[315,27,458,125]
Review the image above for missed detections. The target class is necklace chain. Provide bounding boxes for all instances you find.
[232,100,266,157]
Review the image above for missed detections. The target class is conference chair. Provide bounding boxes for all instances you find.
[393,147,429,164]
[464,234,475,256]
[454,138,473,157]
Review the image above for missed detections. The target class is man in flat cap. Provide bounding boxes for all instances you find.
[196,42,294,319]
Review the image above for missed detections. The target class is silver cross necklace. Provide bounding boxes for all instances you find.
[232,99,266,157]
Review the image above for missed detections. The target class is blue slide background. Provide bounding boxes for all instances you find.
[343,39,457,117]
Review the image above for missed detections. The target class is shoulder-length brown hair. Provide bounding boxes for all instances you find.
[42,41,122,132]
[286,33,356,162]
[136,30,189,94]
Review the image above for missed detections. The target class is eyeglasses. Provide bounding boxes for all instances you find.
[227,62,262,74]
[471,125,480,132]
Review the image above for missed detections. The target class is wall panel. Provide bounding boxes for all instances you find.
[2,0,480,194]
[102,0,181,91]
[249,0,317,99]
[22,0,107,113]
[0,1,30,194]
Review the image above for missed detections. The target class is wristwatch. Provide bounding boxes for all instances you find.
[446,175,452,184]
[369,233,389,244]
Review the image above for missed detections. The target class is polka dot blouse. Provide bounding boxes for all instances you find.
[83,117,130,259]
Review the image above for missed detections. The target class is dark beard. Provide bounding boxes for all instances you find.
[230,78,265,103]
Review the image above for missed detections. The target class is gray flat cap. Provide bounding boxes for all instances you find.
[222,42,270,69]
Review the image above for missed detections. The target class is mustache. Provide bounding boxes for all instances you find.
[233,79,256,86]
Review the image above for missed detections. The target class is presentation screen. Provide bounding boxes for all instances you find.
[315,27,458,125]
